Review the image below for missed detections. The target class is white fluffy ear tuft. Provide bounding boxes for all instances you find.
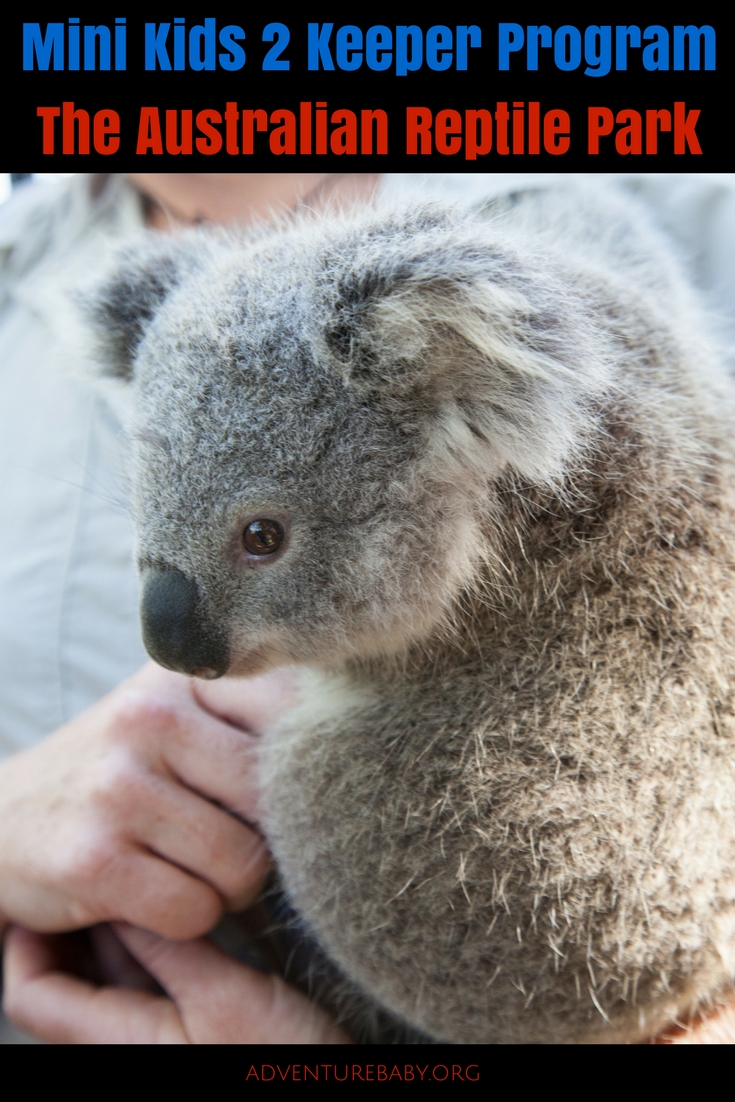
[318,207,613,486]
[412,277,612,486]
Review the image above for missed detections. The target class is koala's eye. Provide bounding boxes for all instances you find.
[243,519,285,556]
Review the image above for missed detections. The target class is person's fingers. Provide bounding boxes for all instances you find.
[84,849,224,940]
[191,667,301,738]
[3,927,186,1044]
[160,712,263,825]
[88,924,161,991]
[102,668,263,824]
[126,774,271,909]
[115,924,352,1044]
[2,923,61,983]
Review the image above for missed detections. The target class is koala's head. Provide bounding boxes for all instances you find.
[91,202,609,679]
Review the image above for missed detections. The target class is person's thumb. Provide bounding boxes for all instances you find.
[3,926,185,1044]
[113,923,351,1043]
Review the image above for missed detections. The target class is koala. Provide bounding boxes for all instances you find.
[90,182,735,1044]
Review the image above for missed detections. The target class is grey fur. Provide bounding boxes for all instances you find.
[91,182,735,1043]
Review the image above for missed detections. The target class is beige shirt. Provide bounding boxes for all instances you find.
[0,172,733,755]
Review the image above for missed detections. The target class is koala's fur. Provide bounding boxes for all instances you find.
[91,182,735,1043]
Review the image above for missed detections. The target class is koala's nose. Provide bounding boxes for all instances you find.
[140,566,230,679]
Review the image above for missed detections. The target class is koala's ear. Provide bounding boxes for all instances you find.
[86,236,192,380]
[319,208,612,485]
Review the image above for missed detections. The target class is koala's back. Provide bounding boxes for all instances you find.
[260,185,735,1043]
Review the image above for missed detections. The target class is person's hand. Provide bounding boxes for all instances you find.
[3,923,350,1044]
[0,662,281,940]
